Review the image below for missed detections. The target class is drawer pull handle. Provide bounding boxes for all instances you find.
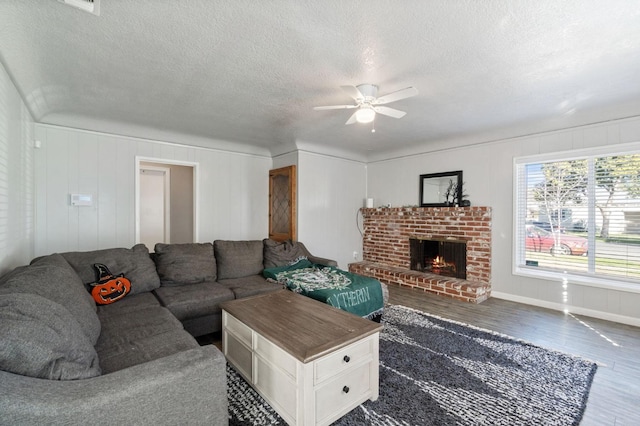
[342,386,350,394]
[343,355,350,363]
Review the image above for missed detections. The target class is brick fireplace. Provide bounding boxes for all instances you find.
[349,206,491,303]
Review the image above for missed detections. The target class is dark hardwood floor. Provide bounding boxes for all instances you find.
[387,284,640,426]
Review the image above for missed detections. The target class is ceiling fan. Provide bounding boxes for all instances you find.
[314,84,418,125]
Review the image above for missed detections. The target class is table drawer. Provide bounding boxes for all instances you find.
[225,331,252,380]
[255,333,297,379]
[315,362,372,424]
[254,355,297,423]
[315,337,374,383]
[224,312,252,347]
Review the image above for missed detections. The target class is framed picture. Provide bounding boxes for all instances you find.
[419,170,463,207]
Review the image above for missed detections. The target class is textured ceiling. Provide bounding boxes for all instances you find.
[2,1,640,160]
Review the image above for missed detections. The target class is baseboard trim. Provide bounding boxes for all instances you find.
[491,291,640,328]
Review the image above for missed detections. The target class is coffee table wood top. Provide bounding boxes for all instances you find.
[220,290,383,363]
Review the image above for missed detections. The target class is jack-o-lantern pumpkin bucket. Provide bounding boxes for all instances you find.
[89,263,131,305]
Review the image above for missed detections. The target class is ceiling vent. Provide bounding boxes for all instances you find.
[58,0,100,16]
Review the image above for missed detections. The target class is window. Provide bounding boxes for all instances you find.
[514,144,640,289]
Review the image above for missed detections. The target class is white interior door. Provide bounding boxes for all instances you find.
[139,166,170,251]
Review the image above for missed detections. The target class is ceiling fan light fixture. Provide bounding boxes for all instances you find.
[314,83,417,126]
[355,107,376,123]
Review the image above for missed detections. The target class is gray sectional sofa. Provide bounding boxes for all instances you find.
[0,238,335,425]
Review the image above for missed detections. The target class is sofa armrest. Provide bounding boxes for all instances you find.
[0,345,228,425]
[307,254,338,267]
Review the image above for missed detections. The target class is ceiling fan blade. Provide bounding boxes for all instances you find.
[373,86,418,105]
[345,111,359,125]
[340,85,364,101]
[373,106,406,118]
[313,104,358,110]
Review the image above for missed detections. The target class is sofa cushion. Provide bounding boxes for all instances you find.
[214,240,263,280]
[2,254,101,345]
[0,293,101,380]
[61,244,160,295]
[263,238,309,268]
[97,329,199,375]
[96,292,161,316]
[217,275,283,299]
[96,306,183,352]
[96,304,198,374]
[154,282,235,321]
[154,243,216,286]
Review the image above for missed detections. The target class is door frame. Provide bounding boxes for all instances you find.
[135,156,199,245]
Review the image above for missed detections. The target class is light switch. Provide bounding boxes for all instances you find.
[70,194,93,206]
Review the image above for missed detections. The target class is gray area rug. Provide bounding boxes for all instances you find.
[228,304,597,425]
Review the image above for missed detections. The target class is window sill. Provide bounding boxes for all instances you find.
[514,265,640,294]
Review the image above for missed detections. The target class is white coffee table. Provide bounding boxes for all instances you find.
[221,290,383,426]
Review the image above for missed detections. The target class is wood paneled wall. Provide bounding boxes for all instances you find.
[0,63,34,275]
[366,117,640,325]
[297,151,367,269]
[33,125,271,256]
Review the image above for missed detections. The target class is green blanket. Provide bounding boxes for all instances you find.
[263,258,384,319]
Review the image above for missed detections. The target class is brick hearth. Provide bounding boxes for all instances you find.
[349,206,492,303]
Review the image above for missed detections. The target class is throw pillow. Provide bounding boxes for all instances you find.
[263,238,308,268]
[87,263,131,305]
[1,254,101,345]
[0,293,101,380]
[263,257,314,280]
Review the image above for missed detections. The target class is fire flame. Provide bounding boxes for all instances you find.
[431,256,455,271]
[432,256,445,266]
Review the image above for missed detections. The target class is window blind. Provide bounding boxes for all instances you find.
[515,149,640,285]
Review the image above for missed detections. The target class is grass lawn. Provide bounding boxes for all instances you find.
[525,250,640,279]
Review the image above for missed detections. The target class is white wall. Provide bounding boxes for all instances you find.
[272,151,298,170]
[297,151,367,269]
[0,62,34,275]
[33,125,271,255]
[367,116,640,325]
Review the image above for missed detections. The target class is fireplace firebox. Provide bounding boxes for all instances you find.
[409,237,467,279]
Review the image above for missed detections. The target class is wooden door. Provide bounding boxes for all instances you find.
[269,165,296,242]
